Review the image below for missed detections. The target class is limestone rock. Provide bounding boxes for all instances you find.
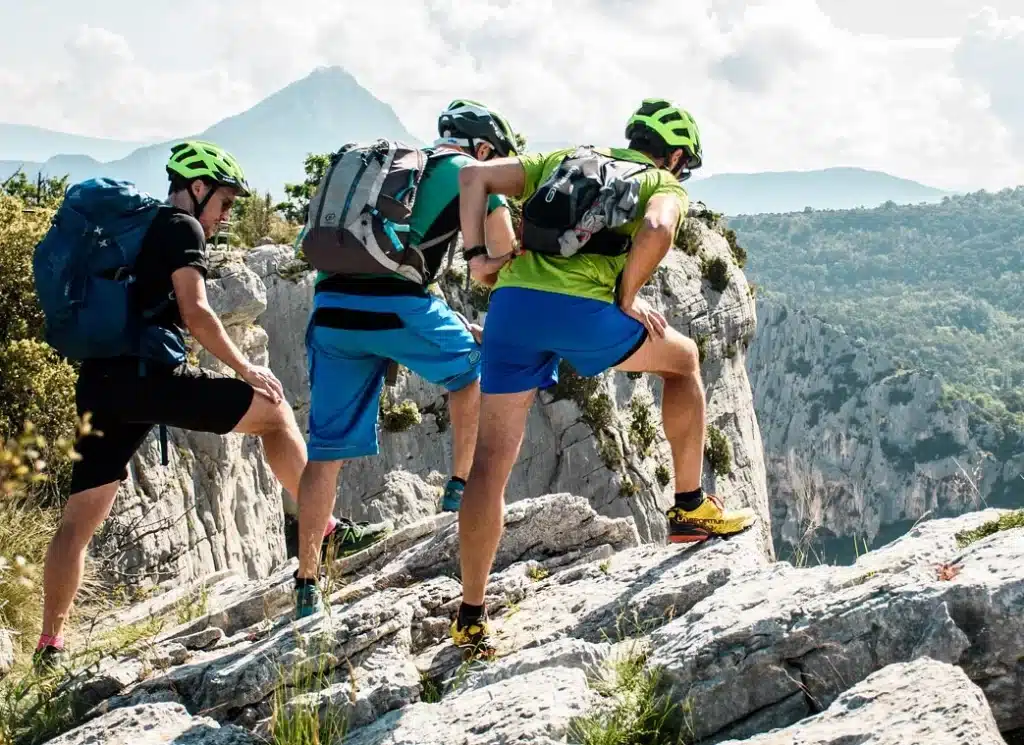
[35,501,1023,745]
[716,658,1005,745]
[91,260,286,590]
[749,298,1023,559]
[246,230,771,555]
[46,702,256,745]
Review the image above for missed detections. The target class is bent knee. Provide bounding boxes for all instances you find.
[661,333,701,377]
[243,394,297,435]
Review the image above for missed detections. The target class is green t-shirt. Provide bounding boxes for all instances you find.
[493,147,689,304]
[313,149,507,288]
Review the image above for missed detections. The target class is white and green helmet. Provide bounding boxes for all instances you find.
[437,99,518,158]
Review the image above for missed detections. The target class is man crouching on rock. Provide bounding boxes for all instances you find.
[449,100,758,657]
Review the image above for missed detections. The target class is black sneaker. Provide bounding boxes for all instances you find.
[32,645,68,676]
[327,517,393,559]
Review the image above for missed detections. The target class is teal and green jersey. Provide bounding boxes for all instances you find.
[313,149,507,289]
[493,147,689,304]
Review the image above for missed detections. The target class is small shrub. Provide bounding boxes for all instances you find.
[551,362,615,432]
[700,256,730,292]
[598,435,623,471]
[724,343,737,359]
[694,334,710,365]
[527,565,550,581]
[568,648,684,745]
[722,227,747,268]
[705,425,733,476]
[629,399,658,457]
[655,464,671,488]
[379,394,422,433]
[619,477,640,498]
[674,219,702,256]
[955,510,1024,547]
[228,191,301,248]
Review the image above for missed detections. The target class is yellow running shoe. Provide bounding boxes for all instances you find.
[450,615,496,660]
[666,493,757,543]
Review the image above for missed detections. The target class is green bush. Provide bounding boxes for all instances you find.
[229,191,301,248]
[674,219,702,256]
[700,256,730,292]
[705,425,733,476]
[379,394,422,433]
[654,464,671,488]
[0,193,79,497]
[722,227,747,268]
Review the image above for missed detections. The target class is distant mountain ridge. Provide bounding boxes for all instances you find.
[0,123,148,163]
[0,66,418,198]
[2,69,948,214]
[686,166,949,216]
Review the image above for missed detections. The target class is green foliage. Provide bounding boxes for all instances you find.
[276,152,332,223]
[705,425,733,476]
[955,509,1024,548]
[0,194,79,496]
[568,648,686,745]
[721,227,746,268]
[674,219,702,256]
[551,361,615,431]
[700,256,730,292]
[694,334,710,364]
[654,464,671,488]
[731,187,1024,416]
[1,419,89,659]
[379,393,422,433]
[629,399,658,457]
[229,191,301,248]
[618,477,640,498]
[1,171,68,210]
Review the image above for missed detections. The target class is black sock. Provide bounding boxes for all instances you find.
[674,487,705,511]
[450,476,466,487]
[457,602,485,627]
[293,569,317,588]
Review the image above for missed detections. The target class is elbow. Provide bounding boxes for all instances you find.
[642,215,676,240]
[180,302,214,334]
[458,163,485,192]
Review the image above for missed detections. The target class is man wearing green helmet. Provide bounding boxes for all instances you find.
[291,100,520,619]
[34,140,311,671]
[449,99,757,656]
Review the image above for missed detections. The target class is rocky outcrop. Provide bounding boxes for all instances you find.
[247,218,770,552]
[91,256,288,591]
[718,658,1006,745]
[40,496,1024,745]
[748,298,1024,560]
[89,218,769,591]
[0,627,13,679]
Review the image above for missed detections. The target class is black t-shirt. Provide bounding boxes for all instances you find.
[133,206,208,337]
[79,206,207,374]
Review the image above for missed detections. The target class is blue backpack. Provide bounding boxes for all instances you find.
[33,178,176,363]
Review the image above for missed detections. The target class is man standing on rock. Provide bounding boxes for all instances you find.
[292,100,520,618]
[449,100,757,654]
[33,141,310,671]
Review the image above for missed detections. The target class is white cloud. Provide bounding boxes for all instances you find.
[0,1,1022,190]
[954,8,1024,153]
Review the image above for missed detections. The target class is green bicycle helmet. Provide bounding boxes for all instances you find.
[166,140,251,196]
[625,99,702,170]
[437,99,518,158]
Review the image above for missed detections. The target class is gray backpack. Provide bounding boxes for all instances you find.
[300,139,459,285]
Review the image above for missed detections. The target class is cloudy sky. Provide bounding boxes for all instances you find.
[1,0,1022,191]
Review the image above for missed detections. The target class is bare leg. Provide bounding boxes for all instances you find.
[458,389,535,605]
[615,326,704,491]
[232,394,307,515]
[447,379,481,481]
[41,483,120,638]
[296,460,343,579]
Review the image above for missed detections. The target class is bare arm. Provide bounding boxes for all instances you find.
[172,267,283,402]
[469,204,517,286]
[458,158,527,255]
[617,193,682,307]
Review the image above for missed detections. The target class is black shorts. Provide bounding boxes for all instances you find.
[69,358,255,493]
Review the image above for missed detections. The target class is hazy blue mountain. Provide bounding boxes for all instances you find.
[0,123,147,162]
[1,66,419,198]
[686,166,949,215]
